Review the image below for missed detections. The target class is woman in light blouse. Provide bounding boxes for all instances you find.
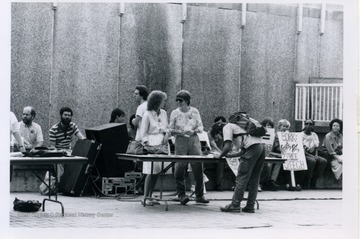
[322,118,343,180]
[138,90,170,206]
[169,90,209,205]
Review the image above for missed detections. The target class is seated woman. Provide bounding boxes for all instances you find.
[138,90,170,206]
[300,119,327,189]
[265,119,288,191]
[272,119,304,191]
[321,118,343,180]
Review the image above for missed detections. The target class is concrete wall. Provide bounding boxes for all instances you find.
[11,2,343,143]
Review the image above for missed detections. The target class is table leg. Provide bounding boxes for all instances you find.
[43,198,64,216]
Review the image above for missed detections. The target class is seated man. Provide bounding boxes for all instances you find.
[13,106,44,151]
[49,107,85,179]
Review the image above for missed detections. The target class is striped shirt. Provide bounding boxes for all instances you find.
[49,122,80,149]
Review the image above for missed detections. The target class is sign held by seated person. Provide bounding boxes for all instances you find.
[278,132,307,171]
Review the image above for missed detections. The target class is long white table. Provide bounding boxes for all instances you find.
[10,155,88,216]
[117,153,285,211]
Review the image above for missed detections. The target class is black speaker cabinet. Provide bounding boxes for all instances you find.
[85,123,132,177]
[59,139,101,196]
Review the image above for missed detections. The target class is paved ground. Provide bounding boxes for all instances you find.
[8,189,342,230]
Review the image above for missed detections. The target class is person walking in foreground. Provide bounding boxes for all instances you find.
[214,112,265,213]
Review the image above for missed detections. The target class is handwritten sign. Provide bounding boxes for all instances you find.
[278,132,307,171]
[262,128,275,156]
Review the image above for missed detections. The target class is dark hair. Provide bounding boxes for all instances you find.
[210,122,225,139]
[147,90,167,111]
[261,118,274,128]
[329,118,343,134]
[176,90,191,105]
[129,114,136,129]
[135,85,149,100]
[60,107,73,116]
[214,116,226,123]
[302,119,315,132]
[109,108,126,123]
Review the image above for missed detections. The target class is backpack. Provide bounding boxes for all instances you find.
[228,112,267,137]
[13,197,42,212]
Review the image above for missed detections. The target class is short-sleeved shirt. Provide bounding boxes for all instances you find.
[222,123,263,150]
[135,101,148,141]
[169,107,204,134]
[49,122,80,150]
[300,131,319,151]
[19,121,44,149]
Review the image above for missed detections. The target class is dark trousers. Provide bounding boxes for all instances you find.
[174,135,204,198]
[232,143,265,208]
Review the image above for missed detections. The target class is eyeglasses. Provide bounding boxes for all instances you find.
[305,122,313,125]
[175,99,184,103]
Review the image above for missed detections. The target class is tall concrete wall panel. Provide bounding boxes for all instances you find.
[51,3,120,133]
[119,3,183,116]
[319,17,343,78]
[10,3,344,145]
[11,3,53,143]
[183,6,242,129]
[296,16,321,83]
[241,10,296,126]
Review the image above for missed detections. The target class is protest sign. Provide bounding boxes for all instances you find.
[262,128,275,156]
[278,132,307,171]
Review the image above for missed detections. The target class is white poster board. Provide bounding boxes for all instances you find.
[278,132,307,171]
[262,128,275,156]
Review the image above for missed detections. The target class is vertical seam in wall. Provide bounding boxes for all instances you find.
[293,15,299,126]
[238,22,243,112]
[317,20,322,78]
[180,4,186,90]
[180,23,185,90]
[49,4,57,132]
[117,3,121,106]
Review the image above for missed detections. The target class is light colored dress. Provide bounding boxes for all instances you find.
[322,131,343,180]
[139,109,171,174]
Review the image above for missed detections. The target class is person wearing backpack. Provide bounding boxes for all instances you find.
[214,112,266,213]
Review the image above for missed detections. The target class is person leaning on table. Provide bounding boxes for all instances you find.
[214,112,265,213]
[169,90,209,205]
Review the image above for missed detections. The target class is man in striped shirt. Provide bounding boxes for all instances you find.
[49,107,85,180]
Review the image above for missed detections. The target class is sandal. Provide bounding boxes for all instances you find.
[141,199,154,206]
